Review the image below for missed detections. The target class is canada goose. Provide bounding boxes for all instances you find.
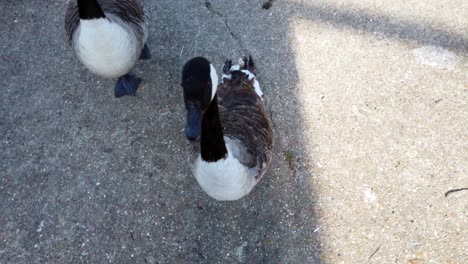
[181,56,274,201]
[65,0,150,97]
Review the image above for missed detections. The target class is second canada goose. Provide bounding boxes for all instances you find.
[65,0,150,97]
[181,56,274,201]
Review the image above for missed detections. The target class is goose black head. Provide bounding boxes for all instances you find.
[181,57,219,141]
[78,0,105,20]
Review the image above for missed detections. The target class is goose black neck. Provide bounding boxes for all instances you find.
[78,0,105,20]
[200,95,227,162]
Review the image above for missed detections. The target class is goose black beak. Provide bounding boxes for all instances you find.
[185,106,202,141]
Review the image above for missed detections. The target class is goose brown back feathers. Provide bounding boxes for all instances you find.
[217,71,274,173]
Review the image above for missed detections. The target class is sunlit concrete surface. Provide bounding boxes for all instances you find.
[289,1,467,262]
[0,0,466,263]
[292,17,467,263]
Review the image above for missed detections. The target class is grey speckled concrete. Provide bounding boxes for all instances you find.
[0,0,466,263]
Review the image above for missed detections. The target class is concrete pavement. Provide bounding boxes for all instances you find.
[1,0,466,263]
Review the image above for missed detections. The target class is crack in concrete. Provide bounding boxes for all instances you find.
[204,1,248,54]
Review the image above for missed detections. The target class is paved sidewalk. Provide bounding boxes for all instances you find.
[1,0,466,263]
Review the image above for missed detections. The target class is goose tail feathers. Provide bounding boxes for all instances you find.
[222,55,263,99]
[222,55,257,76]
[239,55,257,76]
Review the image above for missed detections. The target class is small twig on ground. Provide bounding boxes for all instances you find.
[368,244,381,262]
[179,45,184,58]
[445,188,468,197]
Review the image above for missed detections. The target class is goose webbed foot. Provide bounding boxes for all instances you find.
[139,44,151,60]
[114,73,142,98]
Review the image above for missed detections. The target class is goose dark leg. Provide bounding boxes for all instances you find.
[139,44,151,60]
[223,60,232,74]
[242,55,256,75]
[114,73,142,98]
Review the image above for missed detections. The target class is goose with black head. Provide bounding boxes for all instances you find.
[181,56,274,201]
[65,0,150,97]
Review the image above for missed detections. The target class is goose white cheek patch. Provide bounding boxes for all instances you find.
[209,64,219,100]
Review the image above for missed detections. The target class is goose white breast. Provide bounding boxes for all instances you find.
[181,56,274,201]
[193,138,257,201]
[75,16,139,78]
[65,0,150,97]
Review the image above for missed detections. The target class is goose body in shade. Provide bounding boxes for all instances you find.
[65,0,150,97]
[181,57,274,201]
